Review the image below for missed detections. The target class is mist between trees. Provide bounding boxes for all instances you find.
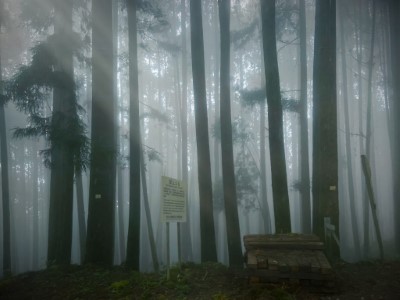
[1,0,399,277]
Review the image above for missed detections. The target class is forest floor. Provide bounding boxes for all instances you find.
[0,260,399,299]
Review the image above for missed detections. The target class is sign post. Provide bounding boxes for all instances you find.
[161,176,187,279]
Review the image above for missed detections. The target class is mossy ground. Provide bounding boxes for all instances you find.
[1,260,399,299]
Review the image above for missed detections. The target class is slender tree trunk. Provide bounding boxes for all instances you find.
[75,172,86,262]
[260,0,291,233]
[338,0,361,257]
[364,0,376,258]
[298,0,311,233]
[190,0,218,262]
[259,101,271,233]
[354,0,367,259]
[388,0,400,253]
[218,0,242,267]
[0,12,11,273]
[140,143,159,271]
[32,142,39,270]
[126,0,141,270]
[179,0,193,262]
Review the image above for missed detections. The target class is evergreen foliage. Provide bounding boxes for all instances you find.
[6,35,90,173]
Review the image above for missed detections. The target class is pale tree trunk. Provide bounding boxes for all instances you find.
[338,0,361,257]
[178,0,193,262]
[364,0,376,258]
[32,142,39,269]
[298,0,311,233]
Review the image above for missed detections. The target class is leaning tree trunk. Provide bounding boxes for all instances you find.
[260,0,291,233]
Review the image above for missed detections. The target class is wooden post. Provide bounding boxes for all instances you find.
[361,155,384,260]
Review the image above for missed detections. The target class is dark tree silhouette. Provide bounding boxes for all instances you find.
[86,0,116,266]
[260,0,291,233]
[190,0,217,262]
[218,0,242,267]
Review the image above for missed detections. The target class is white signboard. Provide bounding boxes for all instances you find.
[161,176,187,222]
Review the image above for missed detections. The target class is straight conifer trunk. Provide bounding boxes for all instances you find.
[218,0,242,267]
[312,0,339,258]
[298,0,311,233]
[126,0,141,270]
[260,0,291,233]
[47,0,75,265]
[388,0,400,252]
[190,0,218,262]
[0,2,11,272]
[86,0,116,266]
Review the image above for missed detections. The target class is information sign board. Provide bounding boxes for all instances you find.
[161,176,186,222]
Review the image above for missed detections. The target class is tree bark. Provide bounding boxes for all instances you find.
[218,0,243,267]
[0,6,11,272]
[312,0,339,258]
[338,0,361,257]
[190,0,218,262]
[388,0,400,253]
[298,0,311,233]
[86,0,116,266]
[126,0,141,270]
[47,0,75,265]
[260,0,291,233]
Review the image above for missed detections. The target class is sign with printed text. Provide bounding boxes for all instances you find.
[161,176,187,223]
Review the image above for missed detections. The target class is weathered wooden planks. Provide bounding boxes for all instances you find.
[244,234,334,287]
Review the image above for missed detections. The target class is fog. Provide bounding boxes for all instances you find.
[1,0,399,277]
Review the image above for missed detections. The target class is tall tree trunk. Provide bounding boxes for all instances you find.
[179,0,193,262]
[338,0,361,257]
[126,0,141,270]
[260,0,291,233]
[75,172,86,263]
[32,142,39,270]
[364,0,376,258]
[47,0,75,265]
[354,0,367,259]
[0,5,11,272]
[388,0,400,253]
[190,0,218,262]
[140,143,159,271]
[298,0,311,233]
[218,0,242,267]
[312,0,339,258]
[259,101,271,233]
[86,0,116,266]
